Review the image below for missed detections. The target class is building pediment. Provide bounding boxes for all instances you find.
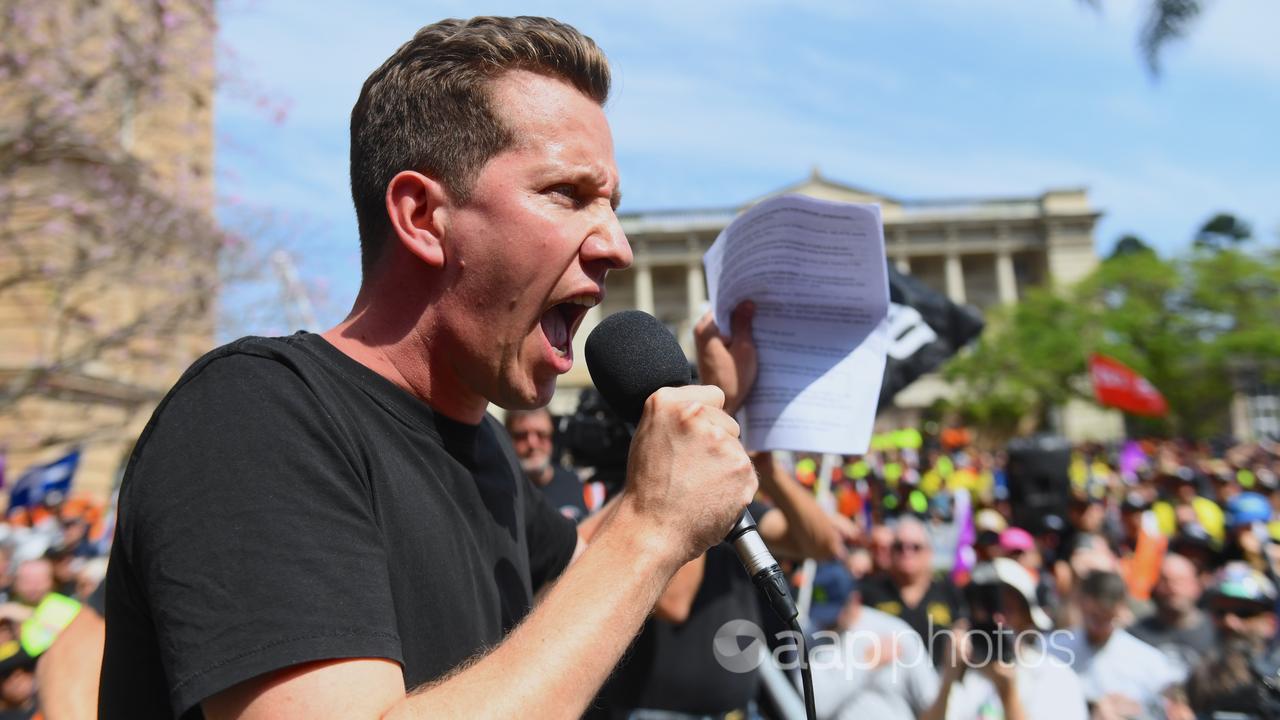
[748,169,903,216]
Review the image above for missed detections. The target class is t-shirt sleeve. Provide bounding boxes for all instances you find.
[118,354,402,716]
[522,471,577,591]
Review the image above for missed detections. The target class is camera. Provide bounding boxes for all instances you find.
[964,582,1017,665]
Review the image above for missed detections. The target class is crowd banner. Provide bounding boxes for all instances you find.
[1088,352,1169,417]
[878,267,986,408]
[8,449,80,510]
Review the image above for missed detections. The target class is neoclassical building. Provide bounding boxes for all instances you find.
[555,171,1123,440]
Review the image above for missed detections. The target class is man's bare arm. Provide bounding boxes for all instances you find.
[37,605,105,720]
[753,453,839,560]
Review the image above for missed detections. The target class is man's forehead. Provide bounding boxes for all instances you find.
[490,73,617,167]
[896,525,926,542]
[510,411,552,428]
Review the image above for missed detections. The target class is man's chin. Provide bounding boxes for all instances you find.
[520,460,550,477]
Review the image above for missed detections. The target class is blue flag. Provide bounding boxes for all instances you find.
[8,450,80,510]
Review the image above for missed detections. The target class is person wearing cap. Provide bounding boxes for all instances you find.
[1051,570,1184,720]
[808,562,940,720]
[1129,553,1217,675]
[1223,491,1278,576]
[973,510,1008,565]
[1001,527,1061,620]
[922,557,1086,720]
[1183,562,1280,717]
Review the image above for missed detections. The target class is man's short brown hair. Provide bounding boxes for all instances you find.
[349,16,611,275]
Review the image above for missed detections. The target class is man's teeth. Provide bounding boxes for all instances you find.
[564,295,598,308]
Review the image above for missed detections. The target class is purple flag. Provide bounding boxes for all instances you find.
[1119,440,1147,482]
[951,488,976,583]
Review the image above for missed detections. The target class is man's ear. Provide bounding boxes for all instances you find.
[385,170,449,268]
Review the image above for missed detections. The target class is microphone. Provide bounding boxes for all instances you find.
[584,310,799,623]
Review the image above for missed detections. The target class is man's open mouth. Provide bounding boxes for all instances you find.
[540,295,598,358]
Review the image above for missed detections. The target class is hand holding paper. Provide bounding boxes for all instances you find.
[703,194,889,455]
[694,302,758,416]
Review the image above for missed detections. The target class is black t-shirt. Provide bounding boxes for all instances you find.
[100,334,578,719]
[590,503,772,717]
[860,574,965,665]
[539,465,590,522]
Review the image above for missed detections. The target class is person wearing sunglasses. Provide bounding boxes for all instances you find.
[1182,562,1280,718]
[505,408,601,523]
[860,518,965,666]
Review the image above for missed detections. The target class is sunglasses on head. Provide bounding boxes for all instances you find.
[892,541,926,554]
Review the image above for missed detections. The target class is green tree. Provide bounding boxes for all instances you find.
[944,214,1279,439]
[1194,212,1253,251]
[1077,250,1229,437]
[1109,234,1154,259]
[943,287,1095,438]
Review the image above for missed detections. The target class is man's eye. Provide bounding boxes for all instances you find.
[548,184,580,203]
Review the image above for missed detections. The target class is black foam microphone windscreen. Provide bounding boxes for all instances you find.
[584,310,691,424]
[584,309,802,631]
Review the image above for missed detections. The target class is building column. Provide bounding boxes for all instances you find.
[895,256,911,274]
[996,250,1017,305]
[635,263,655,315]
[945,253,966,305]
[685,262,706,321]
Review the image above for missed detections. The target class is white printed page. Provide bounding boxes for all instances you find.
[703,194,889,455]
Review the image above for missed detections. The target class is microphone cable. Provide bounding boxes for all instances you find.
[730,517,816,720]
[789,618,817,720]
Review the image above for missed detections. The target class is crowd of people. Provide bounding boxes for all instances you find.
[4,419,1277,719]
[0,495,110,718]
[792,435,1280,720]
[516,404,1280,720]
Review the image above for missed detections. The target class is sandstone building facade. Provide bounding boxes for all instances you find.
[0,1,218,499]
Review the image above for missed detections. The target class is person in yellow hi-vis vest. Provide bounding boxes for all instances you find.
[1153,468,1225,545]
[0,591,81,719]
[19,593,81,659]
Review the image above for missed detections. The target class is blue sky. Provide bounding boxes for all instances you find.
[216,0,1279,332]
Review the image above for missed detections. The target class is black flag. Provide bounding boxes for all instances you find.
[878,267,985,408]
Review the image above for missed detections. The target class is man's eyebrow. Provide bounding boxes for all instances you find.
[611,188,623,211]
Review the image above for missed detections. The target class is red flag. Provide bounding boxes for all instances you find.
[1088,353,1168,417]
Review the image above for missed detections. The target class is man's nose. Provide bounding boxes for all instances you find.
[582,211,632,272]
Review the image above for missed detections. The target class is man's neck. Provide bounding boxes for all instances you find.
[896,573,931,602]
[1086,626,1115,648]
[1157,606,1200,630]
[322,298,487,424]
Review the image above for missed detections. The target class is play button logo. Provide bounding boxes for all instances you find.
[713,619,767,674]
